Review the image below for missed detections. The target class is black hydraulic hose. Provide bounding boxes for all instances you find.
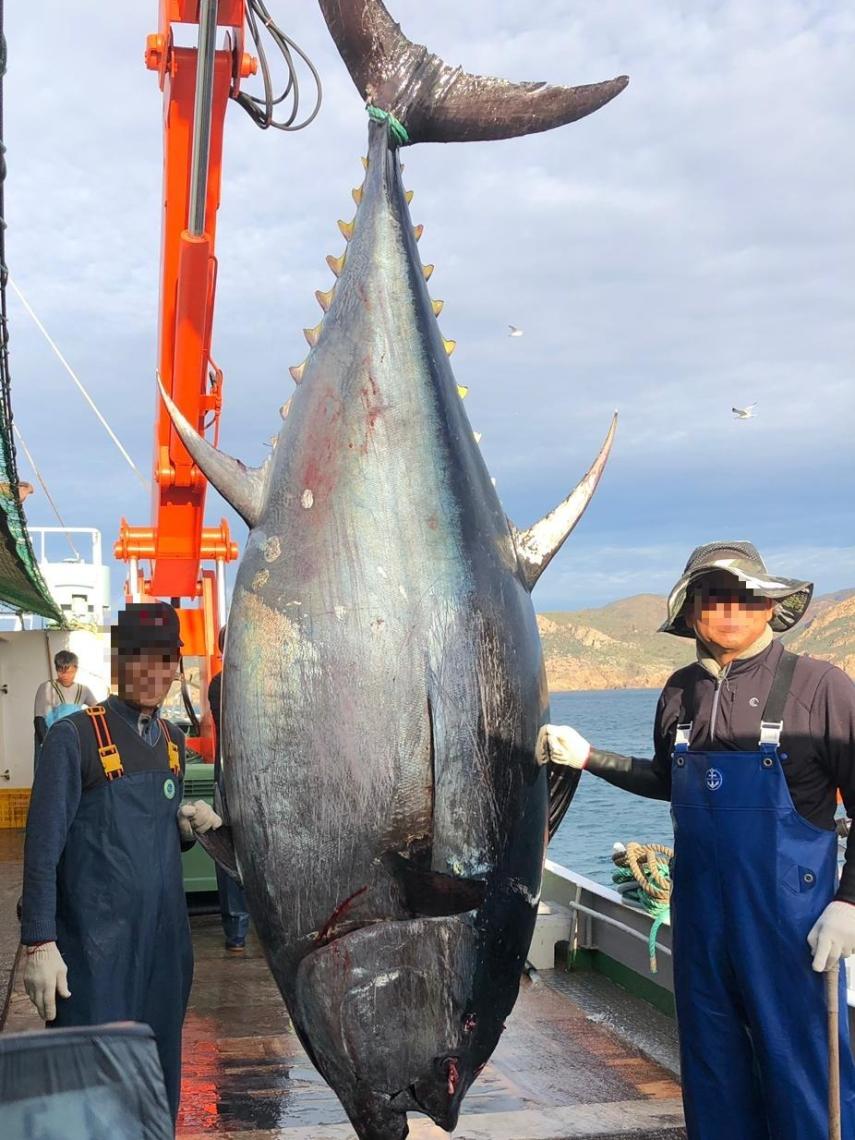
[235,1,322,132]
[179,656,201,735]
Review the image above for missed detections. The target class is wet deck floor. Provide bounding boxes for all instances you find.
[2,829,686,1139]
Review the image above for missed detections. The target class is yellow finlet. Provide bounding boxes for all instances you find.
[432,299,444,317]
[412,223,424,241]
[422,264,434,281]
[315,288,335,313]
[473,431,482,443]
[303,324,322,348]
[361,156,368,170]
[338,219,354,241]
[405,190,414,204]
[457,385,469,399]
[280,399,291,419]
[443,338,457,356]
[289,362,306,384]
[352,187,363,205]
[326,253,346,277]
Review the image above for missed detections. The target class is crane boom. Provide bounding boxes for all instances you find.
[115,1,256,759]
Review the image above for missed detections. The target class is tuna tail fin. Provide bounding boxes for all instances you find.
[511,413,617,591]
[157,378,269,528]
[317,0,628,144]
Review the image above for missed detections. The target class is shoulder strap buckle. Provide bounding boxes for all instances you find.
[164,725,181,776]
[85,706,124,780]
[759,720,783,749]
[673,721,693,753]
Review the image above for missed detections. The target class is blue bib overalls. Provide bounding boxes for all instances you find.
[51,709,193,1124]
[671,652,855,1138]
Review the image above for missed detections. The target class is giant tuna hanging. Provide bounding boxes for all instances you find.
[162,3,626,1136]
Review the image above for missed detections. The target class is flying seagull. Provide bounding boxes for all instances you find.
[508,325,524,337]
[732,403,758,419]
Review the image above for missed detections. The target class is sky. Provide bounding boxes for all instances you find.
[3,1,854,613]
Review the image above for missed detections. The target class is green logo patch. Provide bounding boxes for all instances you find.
[163,777,176,800]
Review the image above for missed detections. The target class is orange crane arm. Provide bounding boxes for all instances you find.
[115,1,256,758]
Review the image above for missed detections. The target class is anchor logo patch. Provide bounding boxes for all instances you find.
[705,768,723,792]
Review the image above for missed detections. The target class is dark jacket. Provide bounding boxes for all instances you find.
[21,696,187,944]
[588,638,855,902]
[207,671,222,783]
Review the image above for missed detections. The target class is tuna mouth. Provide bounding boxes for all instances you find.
[388,1053,469,1131]
[293,917,478,1135]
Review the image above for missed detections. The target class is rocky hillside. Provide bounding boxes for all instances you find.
[540,590,855,692]
[783,590,855,676]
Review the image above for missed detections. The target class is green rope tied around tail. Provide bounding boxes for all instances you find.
[366,104,410,146]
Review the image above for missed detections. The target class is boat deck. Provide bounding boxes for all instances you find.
[1,829,686,1139]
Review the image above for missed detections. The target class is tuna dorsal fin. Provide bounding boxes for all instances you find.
[317,0,627,144]
[158,378,269,529]
[511,413,618,591]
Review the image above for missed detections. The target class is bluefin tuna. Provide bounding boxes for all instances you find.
[162,4,626,1136]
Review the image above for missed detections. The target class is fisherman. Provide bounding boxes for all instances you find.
[208,626,250,952]
[20,602,222,1124]
[33,649,100,748]
[537,542,855,1139]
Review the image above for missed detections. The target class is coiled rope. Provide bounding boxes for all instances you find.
[612,841,673,974]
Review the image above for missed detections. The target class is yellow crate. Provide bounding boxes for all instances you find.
[0,789,31,829]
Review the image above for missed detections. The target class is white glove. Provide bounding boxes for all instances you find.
[23,941,70,1021]
[807,900,855,972]
[177,800,223,842]
[535,724,591,769]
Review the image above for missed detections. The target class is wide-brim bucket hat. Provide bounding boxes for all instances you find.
[660,541,814,638]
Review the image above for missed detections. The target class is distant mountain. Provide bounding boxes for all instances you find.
[539,590,855,692]
[783,590,855,676]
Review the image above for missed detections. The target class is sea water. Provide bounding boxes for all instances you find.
[546,689,673,887]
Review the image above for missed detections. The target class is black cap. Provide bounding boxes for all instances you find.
[112,602,183,653]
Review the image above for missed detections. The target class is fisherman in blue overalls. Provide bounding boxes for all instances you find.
[20,602,222,1125]
[537,542,855,1139]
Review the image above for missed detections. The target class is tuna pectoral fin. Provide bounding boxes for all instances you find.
[511,413,617,590]
[157,378,268,528]
[196,825,242,885]
[318,0,627,145]
[547,763,582,842]
[383,851,486,917]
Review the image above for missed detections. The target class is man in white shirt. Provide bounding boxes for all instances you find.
[33,650,99,748]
